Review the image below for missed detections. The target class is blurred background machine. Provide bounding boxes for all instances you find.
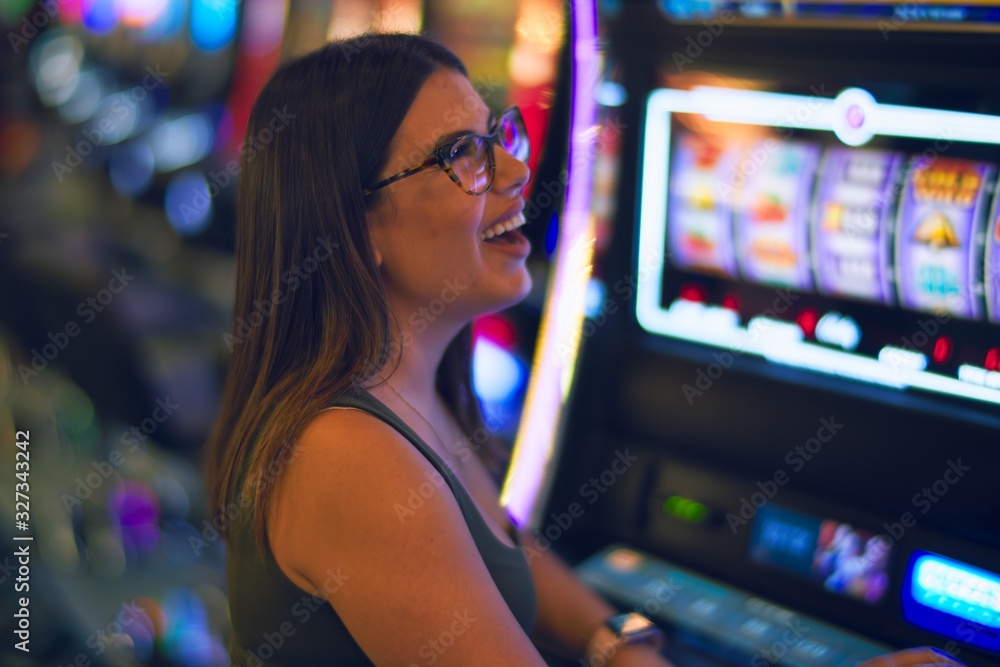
[0,1,568,665]
[544,2,1000,667]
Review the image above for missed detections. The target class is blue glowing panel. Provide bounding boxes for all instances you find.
[902,551,1000,652]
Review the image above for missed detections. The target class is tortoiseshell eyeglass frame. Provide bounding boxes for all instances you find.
[362,106,528,197]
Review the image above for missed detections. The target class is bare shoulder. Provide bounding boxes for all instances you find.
[266,406,545,666]
[267,406,424,575]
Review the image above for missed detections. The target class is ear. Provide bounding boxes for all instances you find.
[366,208,386,268]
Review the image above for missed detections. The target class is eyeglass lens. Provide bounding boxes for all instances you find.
[448,111,528,194]
[499,112,529,162]
[449,137,491,194]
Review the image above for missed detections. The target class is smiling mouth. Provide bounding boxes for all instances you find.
[480,212,527,242]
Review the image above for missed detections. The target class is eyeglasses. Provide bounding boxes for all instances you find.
[363,106,529,197]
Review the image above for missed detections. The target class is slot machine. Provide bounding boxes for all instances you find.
[539,2,1000,666]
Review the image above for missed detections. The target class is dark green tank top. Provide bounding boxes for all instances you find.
[226,389,537,666]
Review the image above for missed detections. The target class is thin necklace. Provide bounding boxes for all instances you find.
[383,381,460,470]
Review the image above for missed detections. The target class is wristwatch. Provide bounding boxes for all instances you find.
[604,612,664,649]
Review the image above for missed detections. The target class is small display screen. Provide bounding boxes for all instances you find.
[749,504,891,604]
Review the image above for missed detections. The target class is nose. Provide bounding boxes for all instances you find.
[493,143,530,195]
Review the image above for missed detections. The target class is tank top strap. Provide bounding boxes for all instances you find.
[323,389,523,558]
[324,389,463,479]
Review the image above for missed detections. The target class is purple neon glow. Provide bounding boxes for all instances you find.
[110,480,161,554]
[501,0,599,528]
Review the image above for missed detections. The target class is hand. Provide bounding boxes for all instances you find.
[858,647,967,667]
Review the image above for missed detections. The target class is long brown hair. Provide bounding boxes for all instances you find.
[204,33,508,556]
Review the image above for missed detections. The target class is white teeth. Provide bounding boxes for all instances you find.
[480,212,526,241]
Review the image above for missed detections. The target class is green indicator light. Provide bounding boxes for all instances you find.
[664,496,682,514]
[665,495,701,518]
[684,502,708,522]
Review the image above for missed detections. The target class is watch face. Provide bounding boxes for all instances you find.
[622,614,656,634]
[608,612,656,636]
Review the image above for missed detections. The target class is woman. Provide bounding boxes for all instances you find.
[204,33,967,667]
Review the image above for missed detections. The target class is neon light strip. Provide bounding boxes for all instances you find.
[501,0,599,529]
[651,86,1000,144]
[636,87,1000,408]
[659,301,1000,401]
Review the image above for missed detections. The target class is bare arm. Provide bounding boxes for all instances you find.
[267,409,549,666]
[518,528,674,666]
[518,527,614,656]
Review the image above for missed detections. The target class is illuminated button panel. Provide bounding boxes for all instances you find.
[577,544,891,667]
[903,551,1000,652]
[915,556,1000,626]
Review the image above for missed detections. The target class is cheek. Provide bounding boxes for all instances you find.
[424,195,486,244]
[388,195,485,275]
[378,175,488,260]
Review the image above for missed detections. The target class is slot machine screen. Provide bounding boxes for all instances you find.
[635,84,1000,413]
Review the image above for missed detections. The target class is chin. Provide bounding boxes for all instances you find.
[507,269,533,305]
[480,272,533,315]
